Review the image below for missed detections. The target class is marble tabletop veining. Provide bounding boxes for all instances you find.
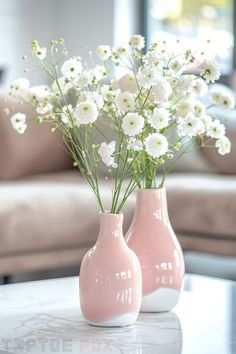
[0,274,235,354]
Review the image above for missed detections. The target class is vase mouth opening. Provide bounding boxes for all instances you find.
[138,187,166,192]
[99,211,123,216]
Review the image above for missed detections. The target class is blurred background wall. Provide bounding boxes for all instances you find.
[0,0,141,86]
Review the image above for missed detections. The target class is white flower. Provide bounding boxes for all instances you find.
[144,133,168,158]
[10,78,30,99]
[61,58,82,79]
[178,112,205,137]
[122,113,144,136]
[74,101,98,125]
[211,90,224,105]
[215,136,231,155]
[36,103,53,115]
[25,85,51,103]
[112,45,127,58]
[151,78,172,103]
[211,90,235,110]
[142,50,160,67]
[81,91,104,109]
[101,85,119,101]
[119,74,138,93]
[137,66,157,88]
[149,107,169,130]
[96,45,111,61]
[221,93,235,110]
[127,137,143,151]
[61,105,74,126]
[51,77,74,95]
[77,71,90,88]
[193,101,206,117]
[199,59,220,83]
[10,112,27,134]
[170,59,185,74]
[200,114,213,131]
[207,120,225,139]
[175,76,192,94]
[176,99,194,117]
[33,46,47,60]
[192,78,208,96]
[116,91,135,111]
[93,65,107,81]
[129,35,145,50]
[98,141,117,168]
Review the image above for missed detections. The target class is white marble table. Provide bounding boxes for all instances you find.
[0,274,235,354]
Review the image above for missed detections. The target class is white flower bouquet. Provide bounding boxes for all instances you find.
[9,35,234,210]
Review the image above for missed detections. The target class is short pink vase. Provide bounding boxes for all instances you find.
[79,213,142,327]
[126,188,185,312]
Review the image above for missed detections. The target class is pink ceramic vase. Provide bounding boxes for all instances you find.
[126,188,185,312]
[79,213,142,327]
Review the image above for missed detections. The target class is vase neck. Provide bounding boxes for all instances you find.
[96,213,124,247]
[134,188,169,221]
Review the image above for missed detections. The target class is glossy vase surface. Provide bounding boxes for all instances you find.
[79,213,142,327]
[126,189,185,312]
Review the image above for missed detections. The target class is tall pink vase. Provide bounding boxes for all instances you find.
[79,213,142,327]
[126,188,185,312]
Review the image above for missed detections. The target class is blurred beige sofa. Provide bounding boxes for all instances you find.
[1,94,236,277]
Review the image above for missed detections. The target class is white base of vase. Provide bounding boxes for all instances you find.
[87,312,138,327]
[141,288,180,312]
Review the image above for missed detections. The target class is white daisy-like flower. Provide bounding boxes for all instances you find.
[149,107,169,130]
[151,78,172,103]
[200,114,213,131]
[176,99,194,117]
[207,120,225,139]
[144,133,168,158]
[10,78,30,99]
[211,90,235,110]
[81,91,104,109]
[192,78,208,96]
[122,113,144,136]
[119,73,138,93]
[112,45,127,58]
[36,103,53,115]
[199,59,220,83]
[137,66,157,88]
[193,101,206,117]
[10,112,27,134]
[101,85,119,102]
[74,101,98,125]
[174,76,192,94]
[142,50,160,67]
[129,34,145,50]
[98,141,117,168]
[178,112,205,137]
[170,59,185,74]
[211,90,224,105]
[221,93,235,110]
[25,85,51,103]
[61,105,74,127]
[215,136,231,155]
[90,65,107,82]
[127,137,143,151]
[33,45,47,60]
[61,58,82,79]
[116,91,136,112]
[96,45,111,61]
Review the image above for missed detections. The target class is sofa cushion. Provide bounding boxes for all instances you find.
[0,93,73,180]
[166,174,236,240]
